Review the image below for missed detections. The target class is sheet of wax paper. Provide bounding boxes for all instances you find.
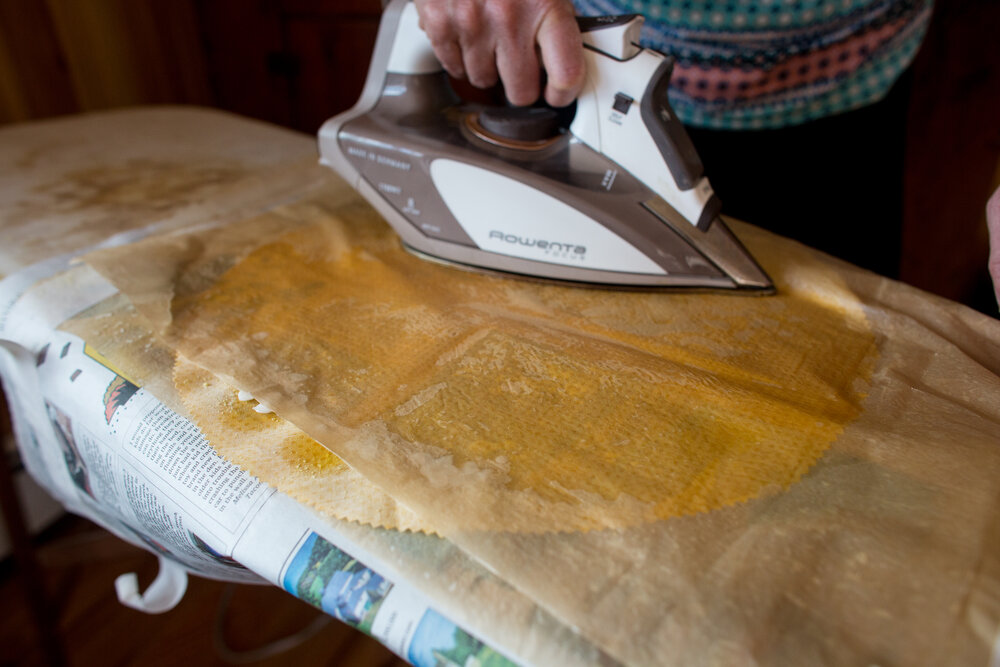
[84,192,880,534]
[61,288,433,534]
[85,177,1000,665]
[58,273,614,667]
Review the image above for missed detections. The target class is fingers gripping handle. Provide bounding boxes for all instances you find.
[377,1,715,229]
[386,0,443,75]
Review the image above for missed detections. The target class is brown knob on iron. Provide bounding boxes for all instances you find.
[476,107,561,143]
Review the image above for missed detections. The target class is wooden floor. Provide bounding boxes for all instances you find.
[1,514,409,667]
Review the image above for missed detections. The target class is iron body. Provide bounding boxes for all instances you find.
[318,0,773,292]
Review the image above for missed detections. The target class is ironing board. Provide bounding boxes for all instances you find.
[2,107,999,667]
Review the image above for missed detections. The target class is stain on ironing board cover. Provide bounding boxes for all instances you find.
[169,201,878,534]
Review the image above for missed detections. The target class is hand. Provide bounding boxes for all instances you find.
[988,185,1000,308]
[413,0,585,107]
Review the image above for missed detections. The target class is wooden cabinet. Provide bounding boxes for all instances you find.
[0,0,211,123]
[195,0,383,132]
[0,0,382,132]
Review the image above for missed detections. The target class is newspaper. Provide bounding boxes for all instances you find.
[243,493,523,666]
[30,329,271,581]
[0,259,523,666]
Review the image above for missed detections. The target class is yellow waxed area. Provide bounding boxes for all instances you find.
[168,201,878,533]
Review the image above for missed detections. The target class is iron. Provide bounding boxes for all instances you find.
[318,0,773,292]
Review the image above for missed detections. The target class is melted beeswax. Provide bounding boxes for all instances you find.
[171,208,878,533]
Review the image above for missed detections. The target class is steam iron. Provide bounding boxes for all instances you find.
[318,0,773,292]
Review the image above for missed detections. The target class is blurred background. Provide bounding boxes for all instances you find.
[0,0,998,664]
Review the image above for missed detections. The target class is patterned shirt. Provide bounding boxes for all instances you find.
[573,0,933,129]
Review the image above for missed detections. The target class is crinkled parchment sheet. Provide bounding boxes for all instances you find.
[61,288,433,534]
[82,188,879,534]
[84,184,1000,666]
[173,354,435,533]
[60,286,614,667]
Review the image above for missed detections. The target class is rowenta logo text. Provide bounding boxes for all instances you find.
[488,231,586,258]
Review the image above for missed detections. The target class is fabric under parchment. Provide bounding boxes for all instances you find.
[88,190,878,534]
[59,286,434,533]
[172,355,436,533]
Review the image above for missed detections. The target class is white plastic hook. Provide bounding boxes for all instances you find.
[114,555,188,614]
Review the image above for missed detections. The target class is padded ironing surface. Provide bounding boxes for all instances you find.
[74,114,1000,665]
[87,188,881,534]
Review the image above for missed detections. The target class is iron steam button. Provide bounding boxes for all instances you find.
[477,107,561,143]
[613,93,633,114]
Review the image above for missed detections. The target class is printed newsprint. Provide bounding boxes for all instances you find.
[0,261,521,666]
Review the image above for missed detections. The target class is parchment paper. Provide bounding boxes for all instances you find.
[61,295,436,533]
[3,107,622,666]
[58,278,615,667]
[84,191,881,533]
[84,172,1000,665]
[173,355,436,533]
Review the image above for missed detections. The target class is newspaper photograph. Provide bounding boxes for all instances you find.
[283,529,519,667]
